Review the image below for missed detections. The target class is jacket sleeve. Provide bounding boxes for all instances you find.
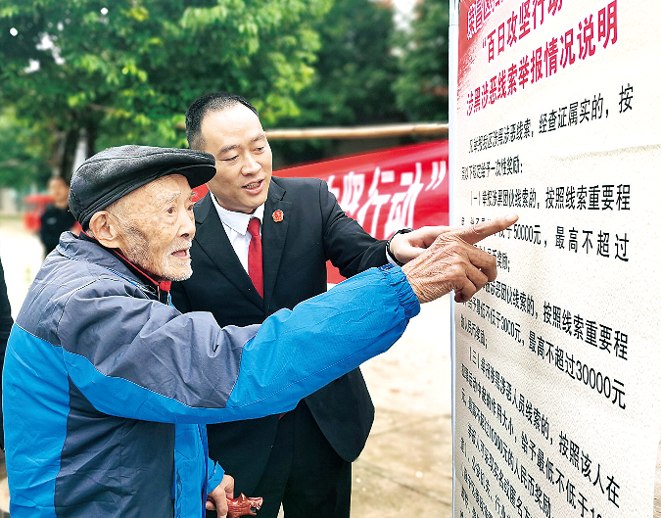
[207,458,225,491]
[318,180,390,277]
[59,265,419,424]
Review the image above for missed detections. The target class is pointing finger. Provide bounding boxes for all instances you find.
[456,213,518,246]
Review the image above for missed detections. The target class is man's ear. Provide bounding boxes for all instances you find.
[88,211,124,249]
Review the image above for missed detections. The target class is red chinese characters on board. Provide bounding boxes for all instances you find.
[463,0,618,117]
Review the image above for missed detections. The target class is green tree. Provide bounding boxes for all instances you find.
[0,0,331,182]
[393,0,449,122]
[270,0,405,165]
[0,108,52,190]
[286,0,402,127]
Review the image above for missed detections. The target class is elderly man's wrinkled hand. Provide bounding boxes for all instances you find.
[402,214,518,304]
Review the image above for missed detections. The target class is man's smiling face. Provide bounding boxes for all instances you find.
[200,103,272,214]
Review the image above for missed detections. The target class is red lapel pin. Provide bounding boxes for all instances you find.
[272,209,284,223]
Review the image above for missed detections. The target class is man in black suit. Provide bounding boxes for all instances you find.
[170,92,463,517]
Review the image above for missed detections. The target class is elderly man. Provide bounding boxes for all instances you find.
[3,145,516,518]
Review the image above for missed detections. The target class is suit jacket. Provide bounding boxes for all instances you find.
[170,176,389,494]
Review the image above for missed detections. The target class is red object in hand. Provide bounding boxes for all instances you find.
[227,493,264,518]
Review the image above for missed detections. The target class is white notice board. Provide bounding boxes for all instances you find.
[451,1,661,517]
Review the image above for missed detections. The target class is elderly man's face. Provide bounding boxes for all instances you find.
[200,104,272,214]
[110,174,196,282]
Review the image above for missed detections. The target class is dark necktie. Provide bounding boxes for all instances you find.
[247,218,263,298]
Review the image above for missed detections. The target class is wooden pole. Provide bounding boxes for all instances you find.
[175,121,448,140]
[264,122,448,140]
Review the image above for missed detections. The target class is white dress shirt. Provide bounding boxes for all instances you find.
[210,194,265,274]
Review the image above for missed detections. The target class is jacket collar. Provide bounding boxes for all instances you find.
[65,232,170,303]
[209,194,265,236]
[261,179,292,305]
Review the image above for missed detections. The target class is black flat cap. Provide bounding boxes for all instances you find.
[69,145,216,229]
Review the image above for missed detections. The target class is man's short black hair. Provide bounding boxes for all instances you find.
[185,92,259,150]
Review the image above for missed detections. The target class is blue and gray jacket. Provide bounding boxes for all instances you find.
[3,232,419,518]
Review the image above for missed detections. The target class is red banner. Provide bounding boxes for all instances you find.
[277,140,449,282]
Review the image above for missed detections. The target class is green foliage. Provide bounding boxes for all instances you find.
[289,0,403,126]
[0,0,331,181]
[0,109,52,189]
[0,0,451,181]
[393,0,449,122]
[270,0,406,165]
